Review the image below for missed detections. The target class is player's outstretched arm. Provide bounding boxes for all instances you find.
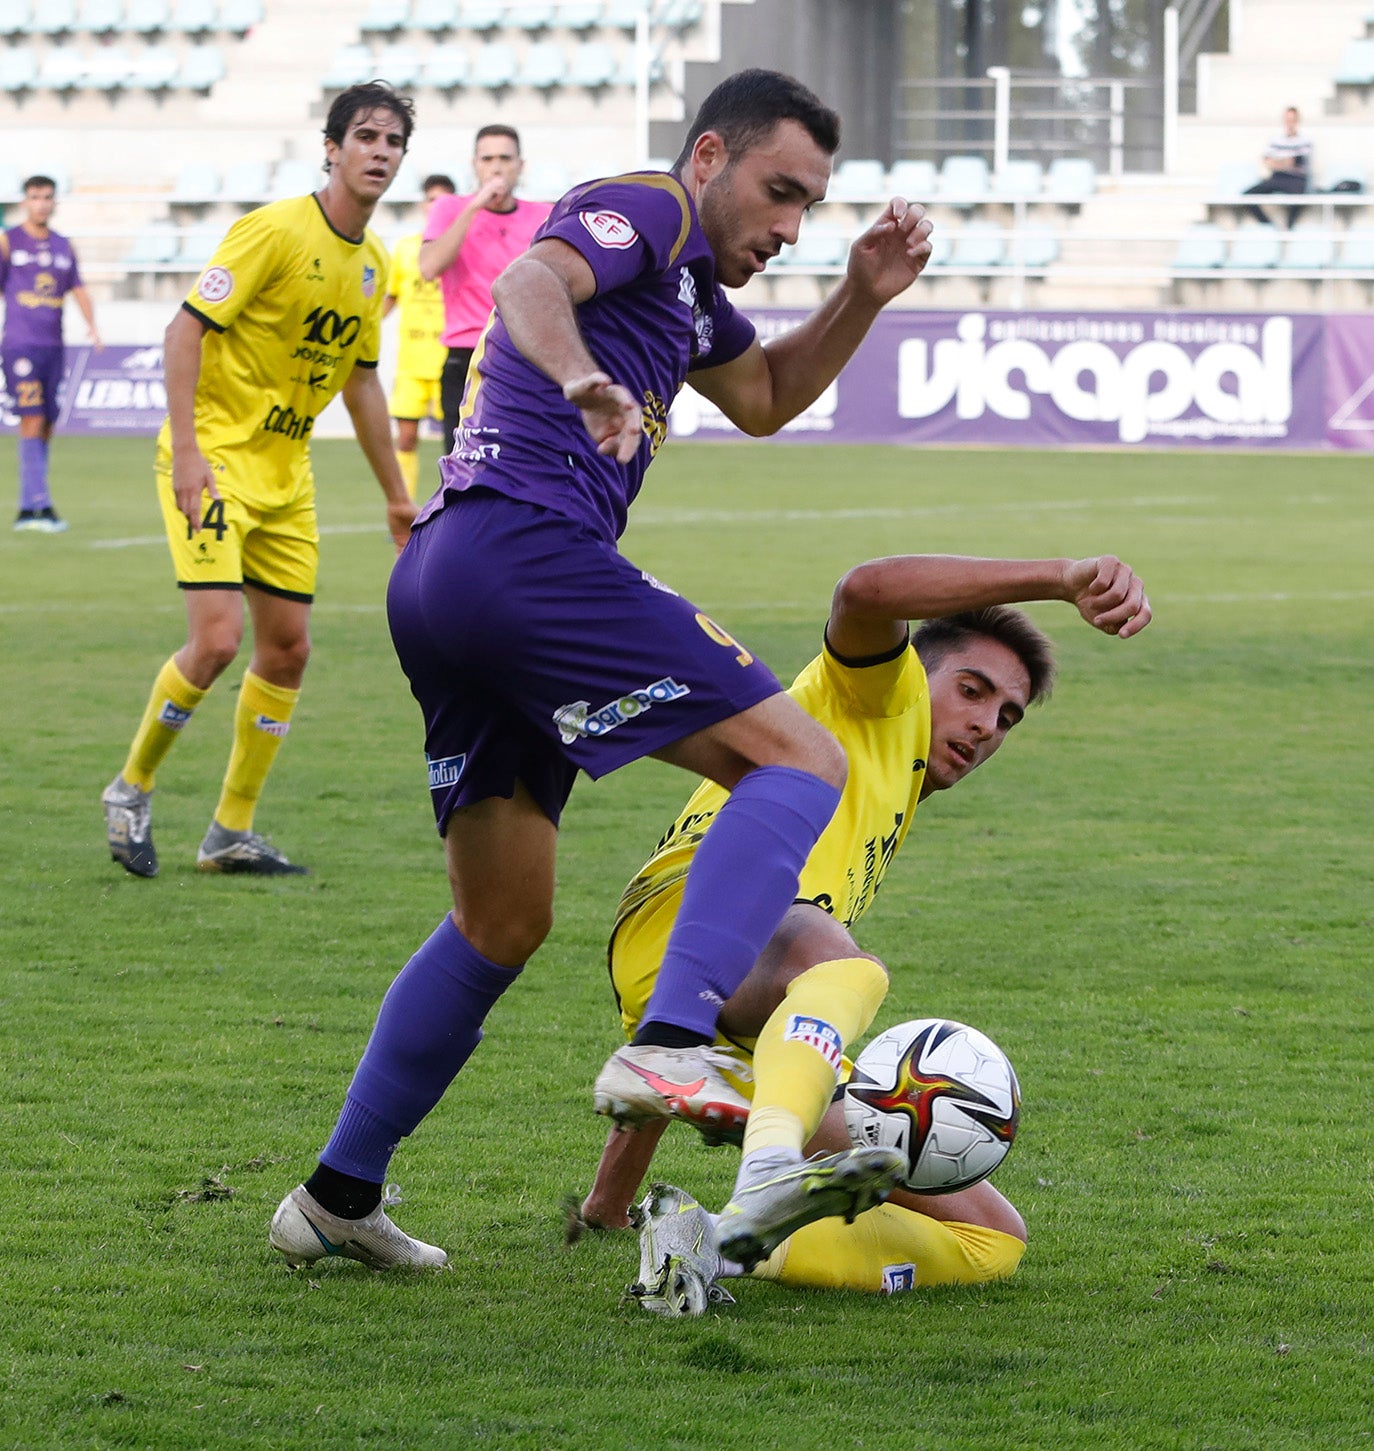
[342,365,419,550]
[164,307,218,534]
[827,553,1152,660]
[492,240,641,463]
[688,199,933,438]
[577,1118,670,1234]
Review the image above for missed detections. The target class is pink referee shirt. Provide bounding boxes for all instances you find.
[423,193,552,349]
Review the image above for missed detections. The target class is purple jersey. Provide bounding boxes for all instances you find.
[420,170,756,542]
[0,225,82,351]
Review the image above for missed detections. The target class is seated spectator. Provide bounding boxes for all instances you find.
[1244,106,1311,228]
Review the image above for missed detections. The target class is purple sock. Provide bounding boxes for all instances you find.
[319,916,524,1182]
[18,437,51,512]
[638,764,842,1040]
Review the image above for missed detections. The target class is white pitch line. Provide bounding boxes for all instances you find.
[88,521,388,550]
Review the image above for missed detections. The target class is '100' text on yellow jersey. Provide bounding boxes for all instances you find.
[614,638,933,936]
[167,194,388,502]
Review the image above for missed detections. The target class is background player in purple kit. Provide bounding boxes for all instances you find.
[1,175,101,533]
[270,68,934,1272]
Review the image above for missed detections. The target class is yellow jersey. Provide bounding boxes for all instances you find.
[163,194,388,503]
[613,637,932,935]
[386,232,447,382]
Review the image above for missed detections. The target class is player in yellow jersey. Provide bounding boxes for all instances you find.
[383,172,453,499]
[101,83,420,879]
[572,547,1151,1313]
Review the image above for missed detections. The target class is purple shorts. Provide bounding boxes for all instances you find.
[1,346,65,422]
[388,488,783,832]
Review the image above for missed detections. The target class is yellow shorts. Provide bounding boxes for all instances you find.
[157,450,319,601]
[389,372,443,422]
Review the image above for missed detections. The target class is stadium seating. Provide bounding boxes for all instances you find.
[658,0,702,29]
[127,44,180,88]
[412,0,459,35]
[1172,223,1227,269]
[125,0,171,33]
[360,0,409,34]
[1279,234,1336,270]
[419,43,469,88]
[219,158,270,203]
[827,158,886,204]
[179,44,225,90]
[457,0,506,30]
[177,220,224,266]
[1212,160,1264,199]
[1007,226,1059,269]
[938,155,990,205]
[470,40,518,88]
[0,46,37,93]
[38,49,89,91]
[0,0,31,39]
[1321,158,1368,193]
[1337,230,1374,268]
[948,220,1005,268]
[218,0,263,33]
[374,42,422,85]
[603,0,649,29]
[777,230,848,271]
[85,46,135,90]
[989,158,1043,203]
[1226,226,1282,270]
[170,159,221,203]
[271,158,320,200]
[886,159,937,201]
[125,220,180,265]
[558,1,604,27]
[76,0,125,33]
[509,2,558,29]
[32,0,79,35]
[168,0,216,32]
[1043,156,1096,205]
[568,40,616,89]
[323,44,373,89]
[519,39,569,89]
[1333,37,1374,85]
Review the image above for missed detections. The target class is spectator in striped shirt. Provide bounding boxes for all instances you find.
[1244,106,1312,228]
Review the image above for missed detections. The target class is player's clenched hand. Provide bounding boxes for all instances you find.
[387,497,418,554]
[172,448,219,535]
[563,372,641,464]
[847,198,934,305]
[1062,555,1152,639]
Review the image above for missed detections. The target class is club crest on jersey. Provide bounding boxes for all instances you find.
[10,356,32,377]
[197,266,233,304]
[579,209,638,250]
[427,753,467,792]
[782,1015,844,1076]
[361,265,377,298]
[881,1264,917,1295]
[553,676,690,745]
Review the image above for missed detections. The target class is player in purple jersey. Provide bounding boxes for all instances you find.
[1,175,101,533]
[270,69,935,1272]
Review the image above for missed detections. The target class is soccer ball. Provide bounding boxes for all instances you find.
[842,1019,1020,1194]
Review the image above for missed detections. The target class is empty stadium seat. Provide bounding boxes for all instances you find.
[603,0,647,29]
[1226,227,1282,269]
[179,43,225,89]
[360,0,408,33]
[568,40,616,88]
[658,0,702,28]
[178,221,224,266]
[220,158,270,202]
[558,0,602,27]
[0,0,31,39]
[76,0,125,33]
[886,159,937,200]
[1172,223,1227,268]
[1007,227,1059,269]
[938,155,990,204]
[126,221,179,265]
[86,45,136,89]
[924,229,953,268]
[827,158,886,203]
[778,230,849,270]
[126,43,179,87]
[124,0,170,33]
[271,158,320,200]
[1279,234,1336,269]
[412,0,458,33]
[520,40,568,89]
[323,44,373,89]
[32,0,79,35]
[989,158,1043,202]
[374,42,422,85]
[1334,37,1374,85]
[168,0,216,31]
[0,45,37,92]
[509,2,558,29]
[1322,158,1368,193]
[1337,230,1374,268]
[1044,156,1096,205]
[419,42,469,88]
[457,0,505,30]
[949,220,1004,268]
[218,0,262,32]
[37,49,89,90]
[615,45,663,87]
[470,40,517,87]
[170,159,221,202]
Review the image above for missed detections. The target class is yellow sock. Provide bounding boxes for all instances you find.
[753,1206,1026,1291]
[740,956,889,1158]
[121,656,209,792]
[213,671,300,832]
[397,448,419,499]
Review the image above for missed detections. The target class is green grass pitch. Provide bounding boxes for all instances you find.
[1,436,1370,1449]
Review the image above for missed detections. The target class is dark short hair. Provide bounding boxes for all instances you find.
[474,124,521,153]
[323,81,416,158]
[422,173,456,193]
[23,175,57,194]
[913,607,1057,705]
[674,68,840,169]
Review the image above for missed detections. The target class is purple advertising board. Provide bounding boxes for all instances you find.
[8,313,1374,450]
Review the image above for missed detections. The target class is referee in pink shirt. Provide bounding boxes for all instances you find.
[419,125,552,453]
